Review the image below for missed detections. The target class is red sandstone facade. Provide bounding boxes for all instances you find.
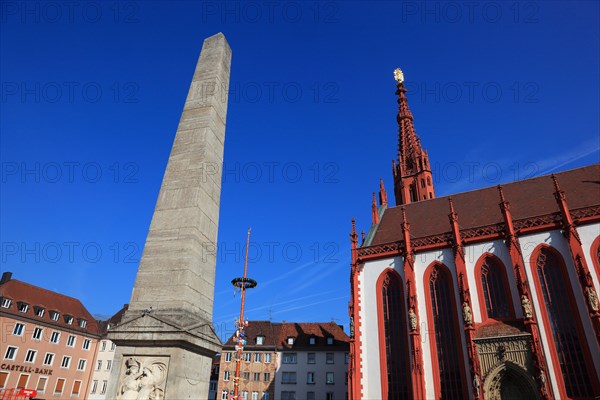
[0,272,101,399]
[348,73,600,399]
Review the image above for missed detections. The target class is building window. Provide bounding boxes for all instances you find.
[54,378,66,395]
[77,359,86,371]
[241,391,249,400]
[34,306,45,317]
[0,298,11,308]
[91,380,98,394]
[426,263,466,399]
[32,327,43,340]
[243,372,250,382]
[307,372,315,384]
[50,311,60,321]
[111,342,116,351]
[101,380,107,394]
[326,372,334,384]
[12,323,24,336]
[97,360,102,370]
[61,355,71,369]
[287,337,295,345]
[106,360,112,370]
[253,372,260,381]
[65,315,73,325]
[243,352,252,362]
[254,353,261,362]
[101,341,106,351]
[78,319,87,328]
[282,372,297,384]
[225,352,232,362]
[72,380,81,396]
[326,336,333,345]
[50,331,60,344]
[264,353,271,363]
[307,392,315,400]
[43,353,54,366]
[262,392,269,400]
[67,335,76,347]
[223,370,230,381]
[0,372,9,388]
[307,352,315,364]
[533,247,595,397]
[256,335,265,345]
[82,338,91,350]
[221,391,228,400]
[252,391,259,400]
[326,352,334,364]
[17,374,29,389]
[4,346,17,360]
[281,391,296,400]
[24,349,37,363]
[264,372,270,382]
[36,376,48,393]
[478,255,513,319]
[17,302,29,313]
[378,270,412,399]
[282,353,297,364]
[309,336,315,345]
[326,392,334,400]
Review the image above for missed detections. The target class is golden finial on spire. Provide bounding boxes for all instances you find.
[394,68,404,83]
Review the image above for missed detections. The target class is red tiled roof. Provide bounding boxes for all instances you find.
[474,320,528,339]
[223,320,349,350]
[371,164,600,245]
[0,276,100,335]
[98,303,129,335]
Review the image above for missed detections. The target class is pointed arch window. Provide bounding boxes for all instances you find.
[477,255,514,320]
[377,271,412,399]
[425,264,466,399]
[533,247,596,398]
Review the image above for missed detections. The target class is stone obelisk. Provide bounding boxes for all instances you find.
[107,33,231,400]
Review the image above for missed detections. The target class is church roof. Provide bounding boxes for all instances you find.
[370,164,600,246]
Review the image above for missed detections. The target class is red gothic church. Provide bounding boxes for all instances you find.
[348,69,600,400]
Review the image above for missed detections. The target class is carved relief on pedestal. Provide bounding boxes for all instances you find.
[117,356,169,400]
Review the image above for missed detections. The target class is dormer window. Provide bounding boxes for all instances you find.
[327,336,334,345]
[78,319,87,329]
[256,335,265,345]
[309,337,316,345]
[17,302,29,313]
[287,337,295,345]
[0,298,11,308]
[50,311,60,321]
[34,306,45,317]
[65,315,74,325]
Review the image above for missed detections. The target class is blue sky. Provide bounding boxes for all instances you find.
[1,1,599,340]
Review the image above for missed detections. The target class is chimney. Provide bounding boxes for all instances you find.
[0,272,12,285]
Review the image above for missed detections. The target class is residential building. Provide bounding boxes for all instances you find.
[348,70,600,399]
[218,321,349,400]
[88,304,128,399]
[0,272,100,399]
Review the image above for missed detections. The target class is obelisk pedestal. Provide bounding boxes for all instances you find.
[106,33,231,400]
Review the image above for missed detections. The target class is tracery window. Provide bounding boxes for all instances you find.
[378,271,411,399]
[478,255,512,319]
[534,247,594,397]
[426,264,465,399]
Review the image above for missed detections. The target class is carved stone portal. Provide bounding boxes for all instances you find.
[474,333,539,400]
[117,356,169,400]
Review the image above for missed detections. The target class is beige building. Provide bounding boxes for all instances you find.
[217,321,349,400]
[0,272,100,399]
[88,305,128,399]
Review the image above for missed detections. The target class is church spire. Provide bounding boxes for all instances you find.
[392,68,435,205]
